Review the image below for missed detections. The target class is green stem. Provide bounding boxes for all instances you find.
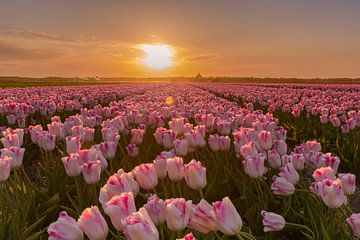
[286,222,315,238]
[199,189,204,199]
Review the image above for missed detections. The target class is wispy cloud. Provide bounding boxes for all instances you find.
[0,40,62,60]
[184,54,217,61]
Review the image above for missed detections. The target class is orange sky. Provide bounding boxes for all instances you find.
[0,0,360,78]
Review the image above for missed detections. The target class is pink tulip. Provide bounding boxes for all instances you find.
[261,211,286,232]
[184,160,207,190]
[133,163,158,190]
[103,192,136,231]
[48,122,65,140]
[267,149,282,169]
[257,130,273,151]
[83,127,95,142]
[130,128,144,145]
[0,156,11,182]
[279,163,299,185]
[312,167,336,182]
[213,197,242,235]
[104,170,139,201]
[347,213,360,238]
[242,153,268,179]
[127,143,139,157]
[318,179,347,208]
[153,154,168,179]
[143,195,166,225]
[165,198,192,232]
[1,134,21,148]
[78,206,108,240]
[1,147,25,169]
[122,208,159,240]
[48,211,83,240]
[177,233,196,240]
[98,141,117,160]
[65,136,81,155]
[29,125,43,144]
[271,176,295,196]
[80,161,101,184]
[188,199,218,234]
[174,139,190,157]
[61,153,82,177]
[167,157,184,182]
[338,173,356,195]
[274,140,287,156]
[240,141,258,158]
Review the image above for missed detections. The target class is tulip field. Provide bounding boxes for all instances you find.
[1,82,360,240]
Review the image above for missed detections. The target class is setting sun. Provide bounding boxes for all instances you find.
[137,44,174,69]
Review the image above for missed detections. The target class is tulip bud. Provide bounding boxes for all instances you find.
[347,213,360,238]
[78,206,108,240]
[242,153,268,179]
[103,192,136,231]
[318,179,347,208]
[143,195,166,225]
[338,173,356,195]
[1,147,25,169]
[213,197,242,235]
[65,136,81,155]
[261,211,286,232]
[279,163,299,185]
[0,156,11,182]
[271,176,295,196]
[61,153,81,177]
[80,161,101,185]
[122,208,159,240]
[257,130,272,151]
[153,154,167,179]
[48,211,83,240]
[184,160,207,190]
[188,199,218,234]
[133,163,158,190]
[274,140,287,156]
[267,149,281,169]
[165,198,192,232]
[167,157,184,182]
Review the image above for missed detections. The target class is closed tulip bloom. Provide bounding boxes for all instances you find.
[105,170,139,198]
[271,176,295,196]
[61,153,81,177]
[319,179,347,208]
[188,199,218,234]
[153,154,167,179]
[65,136,81,155]
[80,161,101,185]
[219,136,231,151]
[167,157,184,182]
[122,208,159,240]
[213,197,242,235]
[347,213,360,238]
[177,233,196,240]
[103,192,136,231]
[261,211,286,232]
[98,141,117,160]
[240,141,258,158]
[78,206,108,240]
[130,128,144,145]
[274,140,287,156]
[48,211,83,240]
[290,153,305,171]
[154,127,166,145]
[126,143,139,157]
[267,149,282,169]
[174,139,190,157]
[1,134,21,148]
[1,147,25,169]
[162,130,177,149]
[184,160,207,190]
[165,198,192,232]
[29,125,43,144]
[83,127,95,143]
[338,173,356,195]
[71,125,84,140]
[0,156,11,182]
[242,153,268,179]
[208,134,220,152]
[143,195,166,225]
[133,163,158,190]
[312,167,336,182]
[279,163,299,185]
[48,122,65,140]
[257,130,272,151]
[37,132,56,151]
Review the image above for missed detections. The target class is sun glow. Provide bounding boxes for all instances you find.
[137,44,174,69]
